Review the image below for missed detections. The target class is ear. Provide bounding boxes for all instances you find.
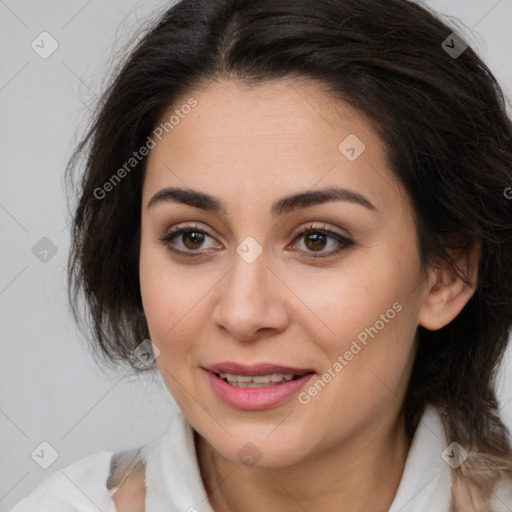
[418,241,480,331]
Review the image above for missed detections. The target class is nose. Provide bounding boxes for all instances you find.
[211,249,289,341]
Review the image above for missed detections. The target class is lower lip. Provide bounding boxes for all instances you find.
[206,371,314,410]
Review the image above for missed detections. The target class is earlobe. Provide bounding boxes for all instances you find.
[418,242,480,331]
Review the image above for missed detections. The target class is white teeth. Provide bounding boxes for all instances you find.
[218,372,295,386]
[252,375,271,383]
[222,373,253,383]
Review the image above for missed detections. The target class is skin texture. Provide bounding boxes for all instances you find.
[112,470,146,511]
[137,78,478,512]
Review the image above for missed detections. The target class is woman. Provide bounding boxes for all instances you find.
[10,0,512,510]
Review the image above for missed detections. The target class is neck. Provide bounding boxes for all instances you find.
[195,410,411,512]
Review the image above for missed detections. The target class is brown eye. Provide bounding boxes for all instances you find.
[180,230,206,250]
[290,225,355,260]
[303,232,328,252]
[159,224,220,257]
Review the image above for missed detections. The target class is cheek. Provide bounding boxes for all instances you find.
[139,237,216,377]
[140,255,201,405]
[292,255,415,349]
[139,228,194,326]
[291,250,420,402]
[139,237,184,354]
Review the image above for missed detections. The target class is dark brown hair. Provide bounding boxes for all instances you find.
[66,0,512,508]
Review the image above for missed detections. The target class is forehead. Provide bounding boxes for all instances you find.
[143,78,403,214]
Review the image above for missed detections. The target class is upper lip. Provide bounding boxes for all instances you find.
[204,362,314,376]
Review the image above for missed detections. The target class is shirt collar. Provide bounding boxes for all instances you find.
[388,404,453,511]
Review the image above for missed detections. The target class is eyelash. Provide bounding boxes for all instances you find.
[158,223,355,260]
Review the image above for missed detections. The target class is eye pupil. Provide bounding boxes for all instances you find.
[305,232,327,251]
[183,230,204,249]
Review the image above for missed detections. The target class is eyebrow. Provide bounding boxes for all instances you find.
[147,186,376,216]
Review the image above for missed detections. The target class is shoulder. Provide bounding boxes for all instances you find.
[9,451,116,512]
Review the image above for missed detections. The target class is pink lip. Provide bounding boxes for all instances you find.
[204,363,315,410]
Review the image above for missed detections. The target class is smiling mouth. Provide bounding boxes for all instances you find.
[216,372,306,388]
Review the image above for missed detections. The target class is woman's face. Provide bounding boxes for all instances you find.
[139,78,432,467]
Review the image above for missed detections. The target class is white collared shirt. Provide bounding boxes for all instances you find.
[9,405,512,511]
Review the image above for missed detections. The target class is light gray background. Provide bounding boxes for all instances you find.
[1,0,511,509]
